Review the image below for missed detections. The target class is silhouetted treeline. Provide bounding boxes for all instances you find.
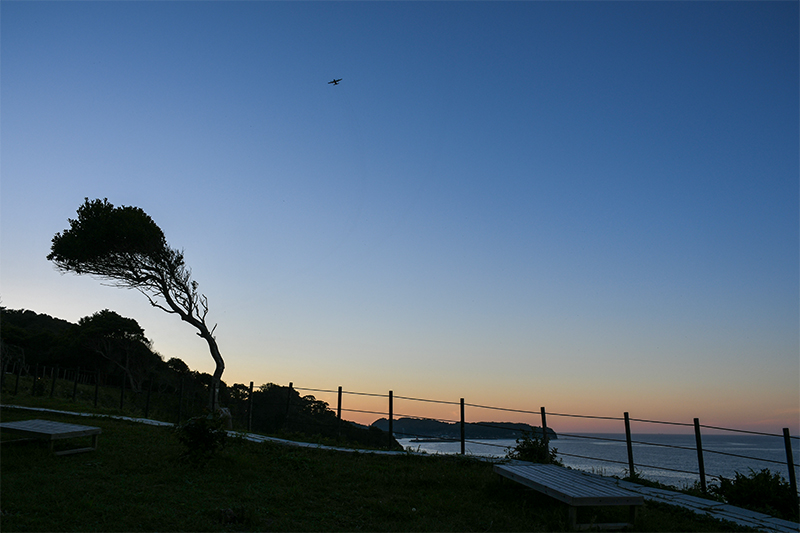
[1,308,75,365]
[224,383,401,449]
[2,307,172,392]
[372,417,558,440]
[1,307,399,449]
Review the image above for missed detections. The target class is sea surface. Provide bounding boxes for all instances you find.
[397,433,800,489]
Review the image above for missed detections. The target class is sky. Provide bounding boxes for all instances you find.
[2,1,798,434]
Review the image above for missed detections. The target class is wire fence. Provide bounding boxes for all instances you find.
[298,385,799,496]
[2,360,797,496]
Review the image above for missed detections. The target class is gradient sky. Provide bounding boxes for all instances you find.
[2,1,798,434]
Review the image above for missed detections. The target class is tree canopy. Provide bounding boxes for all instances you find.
[48,198,225,407]
[77,309,158,391]
[0,308,75,367]
[47,198,167,274]
[78,309,148,344]
[1,306,222,399]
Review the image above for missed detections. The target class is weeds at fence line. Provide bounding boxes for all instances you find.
[712,469,799,522]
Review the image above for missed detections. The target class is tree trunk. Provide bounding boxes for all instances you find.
[157,278,225,410]
[201,330,224,410]
[91,343,142,393]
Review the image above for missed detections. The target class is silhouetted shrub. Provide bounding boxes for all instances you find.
[175,412,227,463]
[711,468,798,521]
[31,378,47,396]
[506,430,563,465]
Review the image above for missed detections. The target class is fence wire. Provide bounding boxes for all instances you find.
[4,367,798,488]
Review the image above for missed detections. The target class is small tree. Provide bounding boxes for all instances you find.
[77,309,157,392]
[48,198,225,408]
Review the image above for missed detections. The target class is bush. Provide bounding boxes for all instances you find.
[32,378,47,396]
[175,412,228,463]
[711,468,799,522]
[506,430,563,465]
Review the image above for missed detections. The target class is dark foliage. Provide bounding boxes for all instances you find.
[711,469,799,522]
[48,198,168,271]
[1,308,77,366]
[222,383,402,450]
[48,198,225,406]
[3,306,398,451]
[505,430,563,465]
[1,307,166,391]
[175,412,228,463]
[372,416,556,440]
[166,357,191,374]
[77,309,161,392]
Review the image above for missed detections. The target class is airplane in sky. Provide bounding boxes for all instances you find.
[328,78,342,85]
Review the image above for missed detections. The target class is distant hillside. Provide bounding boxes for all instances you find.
[371,417,557,440]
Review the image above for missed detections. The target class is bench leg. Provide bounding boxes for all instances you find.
[51,435,100,455]
[568,507,577,530]
[568,506,640,531]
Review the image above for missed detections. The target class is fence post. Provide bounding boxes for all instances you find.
[694,418,707,493]
[177,376,185,424]
[94,371,100,407]
[624,412,635,478]
[540,407,549,453]
[145,376,153,419]
[285,382,293,427]
[460,398,466,455]
[50,366,59,398]
[337,386,343,438]
[14,362,22,395]
[72,368,80,401]
[189,381,196,415]
[119,375,126,410]
[388,390,394,448]
[33,364,39,396]
[247,381,254,433]
[783,428,797,496]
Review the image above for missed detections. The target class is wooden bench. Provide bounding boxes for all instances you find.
[494,463,644,530]
[0,419,101,455]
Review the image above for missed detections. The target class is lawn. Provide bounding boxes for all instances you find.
[0,406,755,532]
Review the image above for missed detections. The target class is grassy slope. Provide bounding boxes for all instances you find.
[0,406,755,532]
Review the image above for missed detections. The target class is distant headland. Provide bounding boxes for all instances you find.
[371,417,557,441]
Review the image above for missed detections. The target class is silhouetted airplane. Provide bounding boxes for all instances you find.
[328,78,342,85]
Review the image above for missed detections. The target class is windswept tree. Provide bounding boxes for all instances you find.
[48,198,225,408]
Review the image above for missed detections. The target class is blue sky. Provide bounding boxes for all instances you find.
[2,1,798,432]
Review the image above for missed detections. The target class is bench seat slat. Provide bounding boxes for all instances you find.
[0,419,101,440]
[494,464,644,507]
[511,469,638,500]
[0,419,101,455]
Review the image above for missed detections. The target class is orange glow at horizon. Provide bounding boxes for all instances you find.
[284,383,800,436]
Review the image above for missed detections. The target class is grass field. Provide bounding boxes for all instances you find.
[0,402,757,532]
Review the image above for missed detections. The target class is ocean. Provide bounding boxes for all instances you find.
[397,433,800,489]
